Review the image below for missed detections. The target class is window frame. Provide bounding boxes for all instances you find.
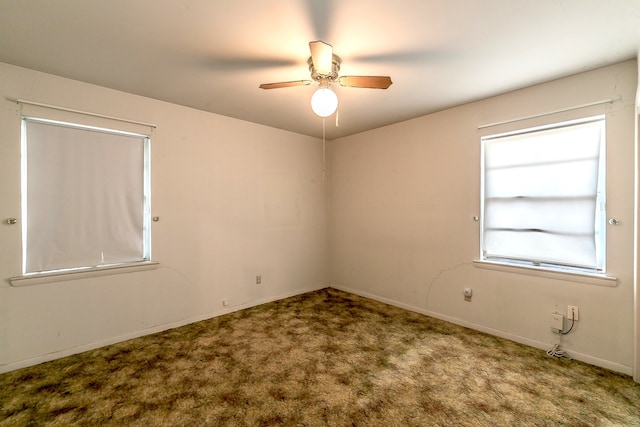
[11,114,155,285]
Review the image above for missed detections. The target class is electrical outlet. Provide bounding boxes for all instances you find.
[222,298,229,307]
[567,305,579,321]
[256,275,262,285]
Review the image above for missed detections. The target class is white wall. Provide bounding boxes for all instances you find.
[329,60,638,374]
[634,52,640,382]
[0,62,327,372]
[2,59,637,376]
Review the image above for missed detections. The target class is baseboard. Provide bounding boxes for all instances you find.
[330,284,632,376]
[0,284,326,374]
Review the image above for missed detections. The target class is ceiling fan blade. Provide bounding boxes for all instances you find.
[309,40,333,75]
[259,80,313,90]
[338,76,393,89]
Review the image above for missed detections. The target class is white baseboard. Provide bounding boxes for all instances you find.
[330,284,632,376]
[0,284,325,374]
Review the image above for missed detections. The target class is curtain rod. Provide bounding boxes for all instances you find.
[477,97,619,130]
[14,98,157,129]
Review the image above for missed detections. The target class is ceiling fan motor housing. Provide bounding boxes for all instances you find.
[308,54,341,84]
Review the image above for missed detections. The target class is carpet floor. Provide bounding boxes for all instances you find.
[1,288,639,426]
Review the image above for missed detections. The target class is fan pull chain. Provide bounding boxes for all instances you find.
[335,109,339,127]
[322,118,326,181]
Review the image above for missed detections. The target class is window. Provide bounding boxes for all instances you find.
[21,116,151,275]
[480,116,606,274]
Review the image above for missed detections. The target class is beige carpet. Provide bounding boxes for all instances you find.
[1,288,639,426]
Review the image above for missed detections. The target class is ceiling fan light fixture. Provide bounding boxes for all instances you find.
[311,87,338,117]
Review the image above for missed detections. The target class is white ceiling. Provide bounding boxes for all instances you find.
[0,0,639,139]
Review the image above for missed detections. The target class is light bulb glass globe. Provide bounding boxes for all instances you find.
[311,87,338,117]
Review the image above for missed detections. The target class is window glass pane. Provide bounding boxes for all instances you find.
[23,118,150,274]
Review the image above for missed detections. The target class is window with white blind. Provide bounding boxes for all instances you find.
[480,115,606,273]
[21,116,151,275]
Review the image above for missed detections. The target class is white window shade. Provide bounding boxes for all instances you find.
[23,118,150,274]
[481,117,605,271]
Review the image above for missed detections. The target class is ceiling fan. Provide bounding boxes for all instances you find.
[259,40,393,117]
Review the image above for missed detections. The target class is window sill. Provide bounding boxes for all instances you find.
[472,260,617,286]
[9,261,160,287]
